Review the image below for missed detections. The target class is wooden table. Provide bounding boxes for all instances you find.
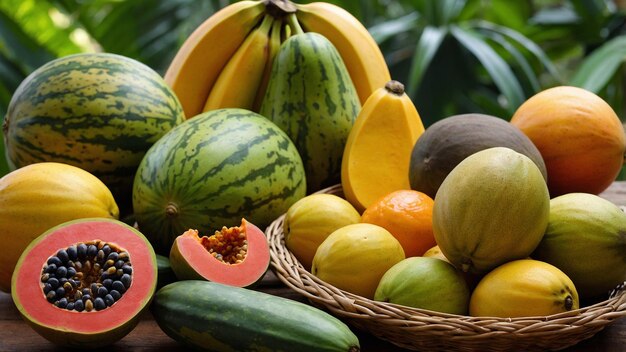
[2,183,626,351]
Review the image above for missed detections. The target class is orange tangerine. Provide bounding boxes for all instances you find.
[361,189,435,257]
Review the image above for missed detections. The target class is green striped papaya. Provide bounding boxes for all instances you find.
[132,108,306,255]
[152,280,360,352]
[260,32,360,193]
[3,53,185,214]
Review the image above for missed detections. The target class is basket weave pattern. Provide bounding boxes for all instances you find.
[267,184,626,352]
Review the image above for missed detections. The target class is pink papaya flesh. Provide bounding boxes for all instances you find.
[11,218,157,348]
[169,218,270,287]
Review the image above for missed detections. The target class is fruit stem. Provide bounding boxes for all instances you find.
[565,295,573,310]
[264,0,297,16]
[286,13,304,35]
[385,80,405,96]
[165,203,179,218]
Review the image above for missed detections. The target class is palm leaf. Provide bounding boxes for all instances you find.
[481,30,540,92]
[570,35,626,93]
[406,25,447,96]
[450,25,525,113]
[473,20,563,82]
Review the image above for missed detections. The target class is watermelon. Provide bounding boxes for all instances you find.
[132,108,306,255]
[3,53,185,214]
[259,32,360,193]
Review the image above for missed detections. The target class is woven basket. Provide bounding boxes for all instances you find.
[267,184,626,352]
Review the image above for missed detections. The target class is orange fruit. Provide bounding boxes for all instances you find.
[510,86,626,196]
[361,189,435,257]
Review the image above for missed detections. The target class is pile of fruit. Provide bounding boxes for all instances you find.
[1,0,625,350]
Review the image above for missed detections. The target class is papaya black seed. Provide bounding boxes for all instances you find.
[87,245,98,258]
[77,243,87,259]
[74,300,84,312]
[120,274,131,288]
[67,245,78,261]
[111,281,125,293]
[114,260,124,269]
[102,245,111,257]
[74,261,83,271]
[63,282,72,292]
[107,252,119,262]
[110,290,121,301]
[116,268,124,277]
[57,249,69,263]
[104,259,115,268]
[100,272,109,281]
[55,287,65,297]
[66,302,75,311]
[45,264,57,274]
[104,294,115,306]
[46,291,56,302]
[56,266,67,278]
[102,279,112,289]
[82,288,91,296]
[122,265,132,275]
[67,267,77,278]
[94,297,106,311]
[74,291,83,301]
[82,294,92,303]
[59,277,68,285]
[48,277,59,289]
[118,252,129,261]
[57,297,68,309]
[90,283,99,294]
[97,286,108,297]
[43,283,52,294]
[41,273,50,282]
[47,257,62,266]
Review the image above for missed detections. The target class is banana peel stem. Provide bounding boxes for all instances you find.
[286,13,304,35]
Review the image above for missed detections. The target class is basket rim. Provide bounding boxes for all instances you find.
[267,183,626,326]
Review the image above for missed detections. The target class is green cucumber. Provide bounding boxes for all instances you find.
[152,280,360,352]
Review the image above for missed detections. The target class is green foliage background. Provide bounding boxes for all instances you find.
[1,0,626,178]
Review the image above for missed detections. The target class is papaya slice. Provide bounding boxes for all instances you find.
[169,218,270,287]
[11,218,157,348]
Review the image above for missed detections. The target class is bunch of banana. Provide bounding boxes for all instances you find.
[165,0,390,119]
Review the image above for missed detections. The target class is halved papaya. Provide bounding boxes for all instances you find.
[11,218,157,348]
[169,218,270,287]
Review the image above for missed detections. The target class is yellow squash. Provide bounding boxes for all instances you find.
[341,80,425,212]
[470,259,579,318]
[0,162,119,292]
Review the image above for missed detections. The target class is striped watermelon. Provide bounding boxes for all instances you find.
[132,108,306,255]
[259,32,361,193]
[3,53,185,214]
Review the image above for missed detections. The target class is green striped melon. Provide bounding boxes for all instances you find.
[133,108,306,255]
[260,32,360,193]
[3,53,185,214]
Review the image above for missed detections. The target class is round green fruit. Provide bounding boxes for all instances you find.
[532,193,626,299]
[3,53,184,214]
[374,257,470,315]
[433,147,550,274]
[133,108,306,255]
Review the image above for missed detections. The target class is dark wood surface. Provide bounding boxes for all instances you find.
[2,182,626,351]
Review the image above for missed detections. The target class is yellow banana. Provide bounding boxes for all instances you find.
[295,2,391,105]
[252,16,284,111]
[203,14,274,112]
[164,0,265,118]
